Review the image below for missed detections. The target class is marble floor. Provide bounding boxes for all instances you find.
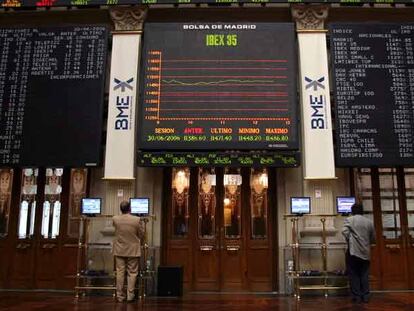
[0,291,413,311]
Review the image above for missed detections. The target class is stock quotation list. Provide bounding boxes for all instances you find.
[139,23,298,151]
[331,24,414,166]
[0,26,107,166]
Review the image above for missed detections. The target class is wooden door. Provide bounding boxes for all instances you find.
[164,168,193,290]
[375,168,408,289]
[245,168,275,291]
[3,168,87,290]
[0,169,15,288]
[354,167,413,290]
[220,168,246,290]
[164,167,276,292]
[194,168,219,291]
[402,168,414,288]
[34,168,68,289]
[8,168,43,289]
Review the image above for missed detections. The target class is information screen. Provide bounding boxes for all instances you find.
[1,0,413,8]
[130,198,150,215]
[330,23,414,167]
[0,26,107,166]
[290,197,311,215]
[139,23,298,151]
[81,198,102,215]
[336,196,355,214]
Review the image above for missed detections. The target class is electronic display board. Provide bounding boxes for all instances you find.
[139,23,298,151]
[1,0,414,8]
[330,23,414,167]
[137,151,299,167]
[0,26,108,166]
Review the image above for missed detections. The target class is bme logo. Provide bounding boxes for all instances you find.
[305,76,325,91]
[113,77,134,130]
[305,76,326,130]
[113,78,134,91]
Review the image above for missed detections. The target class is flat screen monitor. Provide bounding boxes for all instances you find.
[130,198,150,216]
[81,198,102,216]
[336,196,356,214]
[290,197,311,215]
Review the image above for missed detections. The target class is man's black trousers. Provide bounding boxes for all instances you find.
[346,252,370,301]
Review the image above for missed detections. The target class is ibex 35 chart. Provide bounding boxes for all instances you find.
[139,23,298,150]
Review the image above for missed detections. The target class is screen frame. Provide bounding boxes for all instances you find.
[290,196,311,215]
[138,22,299,152]
[81,198,102,216]
[336,196,356,215]
[130,197,150,216]
[0,26,108,167]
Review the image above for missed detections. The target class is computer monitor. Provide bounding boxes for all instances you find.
[336,196,356,214]
[81,198,102,216]
[290,197,311,215]
[130,197,150,216]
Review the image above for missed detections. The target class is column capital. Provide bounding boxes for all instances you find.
[291,4,329,31]
[110,6,148,32]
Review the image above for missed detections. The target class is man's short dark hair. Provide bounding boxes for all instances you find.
[351,203,363,215]
[120,201,130,214]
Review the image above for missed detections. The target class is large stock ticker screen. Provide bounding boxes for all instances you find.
[0,26,107,166]
[331,23,414,167]
[139,23,298,151]
[1,0,413,8]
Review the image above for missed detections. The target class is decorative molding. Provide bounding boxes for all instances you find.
[110,6,148,32]
[291,4,329,31]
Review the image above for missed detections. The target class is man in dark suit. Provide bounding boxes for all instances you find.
[113,201,144,302]
[342,203,376,303]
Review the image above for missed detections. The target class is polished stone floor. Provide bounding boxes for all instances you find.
[0,291,413,311]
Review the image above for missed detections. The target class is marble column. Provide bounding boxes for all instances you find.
[97,7,148,246]
[292,5,337,235]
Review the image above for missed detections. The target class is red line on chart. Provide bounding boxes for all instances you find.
[163,84,288,87]
[146,55,293,121]
[162,59,288,63]
[159,117,290,121]
[161,108,289,111]
[162,76,287,78]
[161,93,288,97]
[161,67,287,71]
[161,100,289,103]
[162,92,287,94]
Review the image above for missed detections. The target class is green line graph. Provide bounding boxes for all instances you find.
[162,79,279,86]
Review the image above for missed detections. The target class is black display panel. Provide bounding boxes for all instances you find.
[0,26,108,166]
[139,23,298,151]
[330,23,414,167]
[1,0,414,8]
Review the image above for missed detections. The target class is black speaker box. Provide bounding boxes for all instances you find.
[157,266,183,297]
